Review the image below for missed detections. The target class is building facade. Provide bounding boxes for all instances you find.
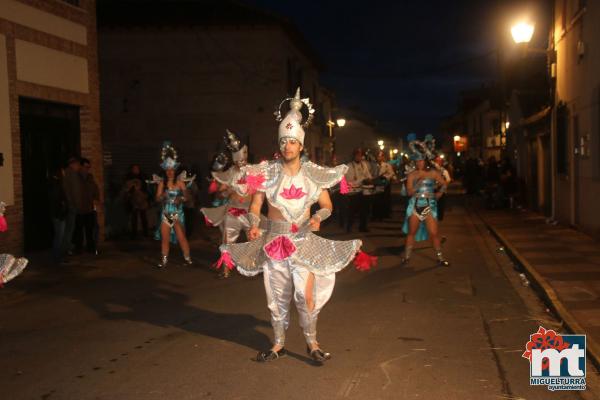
[0,0,102,254]
[98,0,323,180]
[333,109,386,164]
[97,0,327,235]
[552,0,600,236]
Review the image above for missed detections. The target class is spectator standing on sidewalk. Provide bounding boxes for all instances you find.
[124,164,149,239]
[434,156,451,221]
[62,156,82,257]
[485,156,502,209]
[74,158,99,254]
[499,157,517,208]
[373,150,396,221]
[183,167,200,238]
[345,148,373,232]
[49,165,68,264]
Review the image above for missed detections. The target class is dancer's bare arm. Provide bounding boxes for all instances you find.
[406,172,416,197]
[155,181,164,202]
[433,171,447,199]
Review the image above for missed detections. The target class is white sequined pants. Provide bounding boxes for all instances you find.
[220,213,249,244]
[263,258,336,346]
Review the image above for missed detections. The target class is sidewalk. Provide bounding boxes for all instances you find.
[477,205,600,367]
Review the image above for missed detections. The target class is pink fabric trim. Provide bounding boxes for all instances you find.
[227,207,248,217]
[208,180,218,194]
[213,251,235,270]
[353,251,377,271]
[0,215,7,232]
[204,216,214,227]
[246,174,266,194]
[340,176,350,195]
[264,235,297,261]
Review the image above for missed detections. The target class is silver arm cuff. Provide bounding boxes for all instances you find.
[248,212,260,228]
[312,208,332,222]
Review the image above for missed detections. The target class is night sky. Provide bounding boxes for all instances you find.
[245,0,548,137]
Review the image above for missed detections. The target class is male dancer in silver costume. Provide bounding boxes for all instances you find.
[218,89,374,364]
[201,131,253,278]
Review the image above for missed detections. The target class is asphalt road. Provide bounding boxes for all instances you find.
[1,195,599,399]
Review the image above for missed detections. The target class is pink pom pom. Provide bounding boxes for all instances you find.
[208,180,218,194]
[213,251,235,271]
[353,251,377,271]
[0,215,7,232]
[340,176,349,195]
[246,174,266,194]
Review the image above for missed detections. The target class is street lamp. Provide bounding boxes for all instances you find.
[393,148,398,154]
[377,140,384,146]
[327,118,345,165]
[453,135,461,142]
[327,119,335,137]
[511,22,535,44]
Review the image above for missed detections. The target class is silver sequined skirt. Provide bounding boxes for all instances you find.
[220,220,362,277]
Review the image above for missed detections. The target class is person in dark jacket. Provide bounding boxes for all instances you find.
[124,164,149,239]
[61,156,82,256]
[49,165,68,263]
[73,158,99,254]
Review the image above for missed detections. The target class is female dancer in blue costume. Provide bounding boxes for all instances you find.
[401,134,450,267]
[154,142,192,268]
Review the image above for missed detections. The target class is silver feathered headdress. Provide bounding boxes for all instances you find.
[224,129,248,166]
[160,141,180,170]
[407,133,435,161]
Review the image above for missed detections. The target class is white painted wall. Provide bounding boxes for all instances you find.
[15,40,89,93]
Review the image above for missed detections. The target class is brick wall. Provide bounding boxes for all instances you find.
[0,28,22,254]
[0,0,102,255]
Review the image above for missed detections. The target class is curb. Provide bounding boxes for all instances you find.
[484,219,600,370]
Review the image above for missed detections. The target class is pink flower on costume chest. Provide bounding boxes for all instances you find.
[280,184,307,200]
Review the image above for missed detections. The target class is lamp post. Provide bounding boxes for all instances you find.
[327,117,345,165]
[509,18,557,220]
